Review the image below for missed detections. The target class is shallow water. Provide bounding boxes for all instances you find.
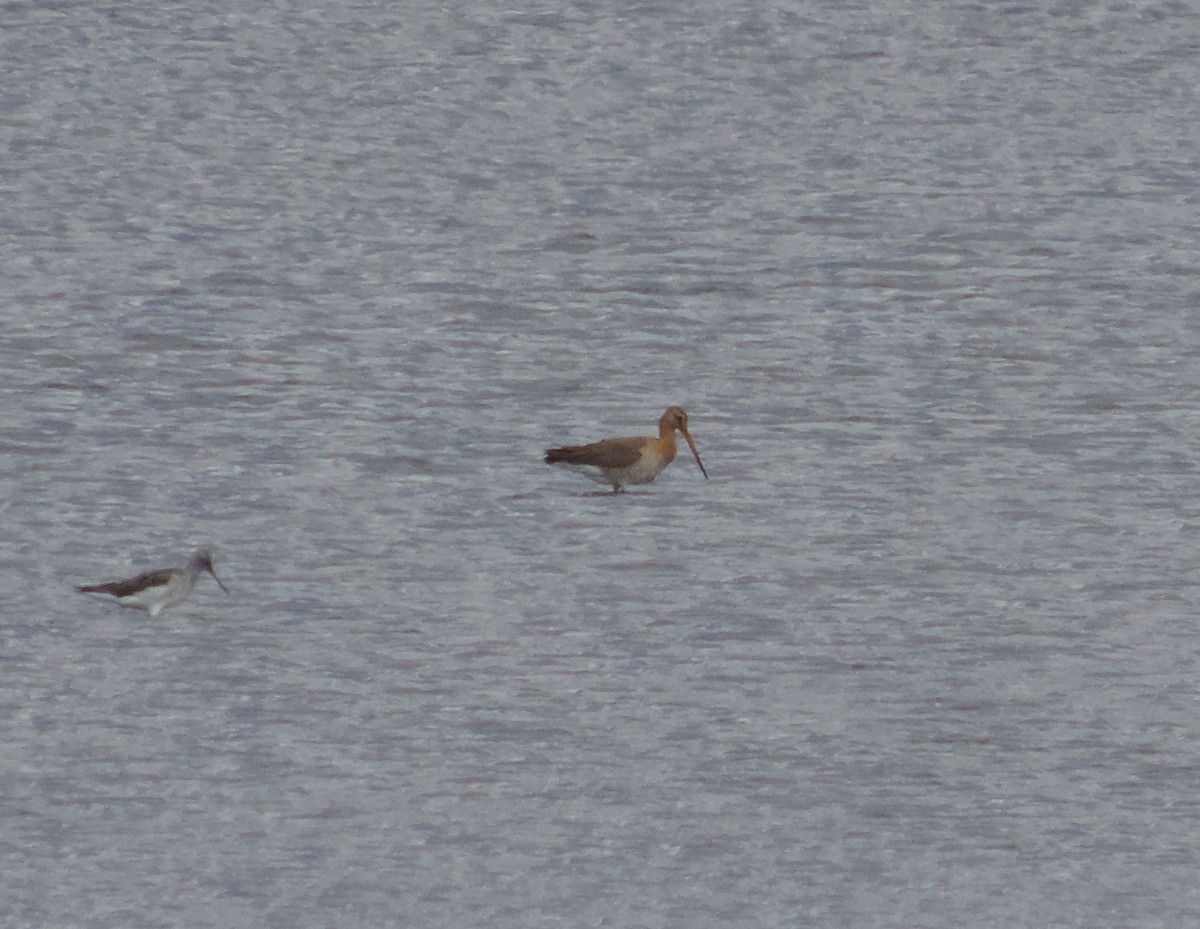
[4,2,1200,926]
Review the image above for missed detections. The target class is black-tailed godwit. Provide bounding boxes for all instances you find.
[544,406,709,494]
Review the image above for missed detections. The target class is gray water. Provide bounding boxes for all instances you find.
[4,2,1200,926]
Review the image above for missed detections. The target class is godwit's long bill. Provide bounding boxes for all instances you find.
[544,405,709,494]
[78,548,229,617]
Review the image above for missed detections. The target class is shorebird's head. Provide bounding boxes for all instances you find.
[191,549,230,594]
[661,406,709,480]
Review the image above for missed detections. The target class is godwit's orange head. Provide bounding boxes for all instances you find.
[660,406,709,480]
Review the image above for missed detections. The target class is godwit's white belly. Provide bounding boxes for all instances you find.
[603,452,670,486]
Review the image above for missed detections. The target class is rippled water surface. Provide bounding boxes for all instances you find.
[4,2,1200,926]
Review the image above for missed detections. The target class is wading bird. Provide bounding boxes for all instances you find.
[544,406,709,494]
[78,548,229,617]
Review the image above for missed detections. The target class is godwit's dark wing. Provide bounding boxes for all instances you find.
[78,568,173,597]
[544,436,646,470]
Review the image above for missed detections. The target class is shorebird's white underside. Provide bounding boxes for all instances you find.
[559,463,621,486]
[81,579,187,617]
[552,452,668,489]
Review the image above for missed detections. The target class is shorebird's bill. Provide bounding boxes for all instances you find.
[681,428,709,479]
[208,567,230,595]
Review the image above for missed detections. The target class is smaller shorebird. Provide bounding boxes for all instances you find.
[77,548,229,617]
[544,405,709,494]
